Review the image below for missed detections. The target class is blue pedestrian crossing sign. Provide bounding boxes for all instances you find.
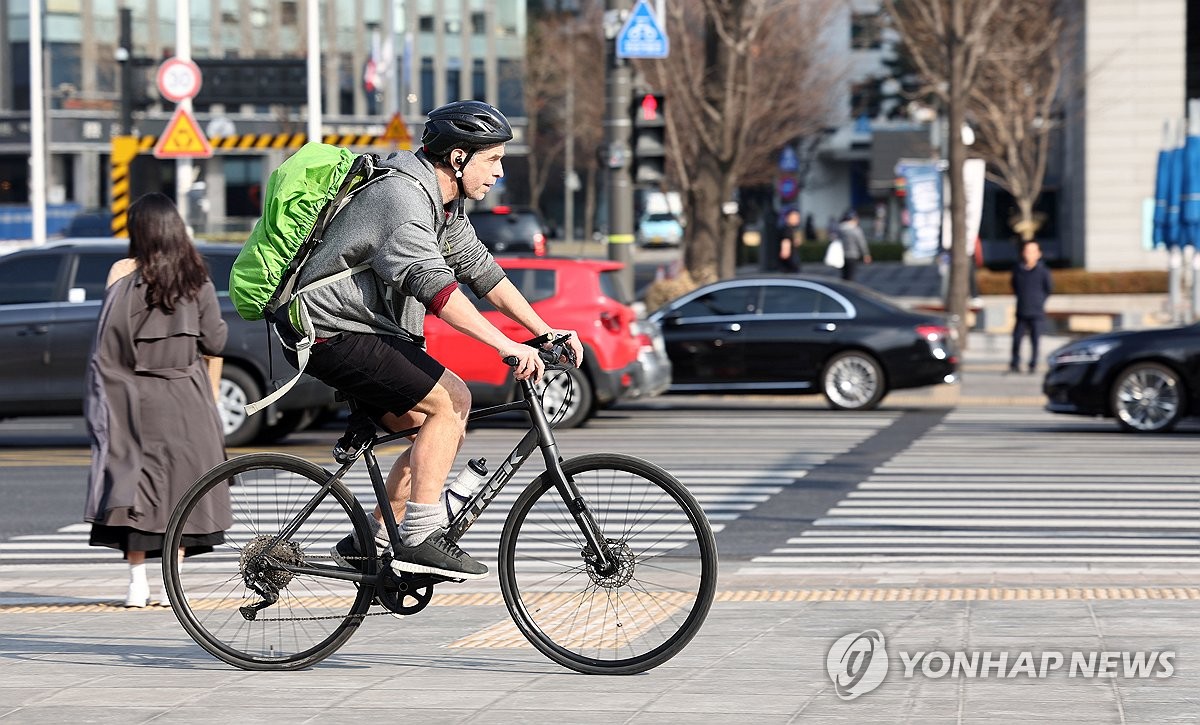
[617,0,669,59]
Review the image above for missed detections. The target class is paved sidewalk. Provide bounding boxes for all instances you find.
[1,562,1197,723]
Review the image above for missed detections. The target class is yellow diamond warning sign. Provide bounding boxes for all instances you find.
[381,112,412,149]
[154,107,213,159]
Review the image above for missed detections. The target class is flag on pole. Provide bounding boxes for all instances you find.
[364,29,392,94]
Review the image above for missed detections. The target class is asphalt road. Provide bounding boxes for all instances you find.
[3,394,1198,569]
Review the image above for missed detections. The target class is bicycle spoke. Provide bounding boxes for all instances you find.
[501,453,716,674]
[165,454,375,670]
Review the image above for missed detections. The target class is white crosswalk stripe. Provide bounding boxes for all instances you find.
[0,408,897,565]
[747,409,1200,570]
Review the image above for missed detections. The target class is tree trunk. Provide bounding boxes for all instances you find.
[685,151,723,284]
[1016,197,1036,240]
[946,78,970,347]
[583,166,597,246]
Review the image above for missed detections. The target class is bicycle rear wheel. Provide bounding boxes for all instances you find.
[162,453,377,671]
[499,453,718,674]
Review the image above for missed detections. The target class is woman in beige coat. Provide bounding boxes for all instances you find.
[84,193,232,607]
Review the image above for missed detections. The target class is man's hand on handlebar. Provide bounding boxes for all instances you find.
[547,330,583,369]
[499,343,545,381]
[501,331,583,378]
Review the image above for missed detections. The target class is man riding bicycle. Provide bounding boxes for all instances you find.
[284,100,584,580]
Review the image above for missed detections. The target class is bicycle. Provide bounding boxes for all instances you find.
[162,334,717,674]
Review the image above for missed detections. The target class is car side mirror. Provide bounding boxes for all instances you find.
[68,287,87,303]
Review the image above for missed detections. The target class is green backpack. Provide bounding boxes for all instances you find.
[229,142,398,415]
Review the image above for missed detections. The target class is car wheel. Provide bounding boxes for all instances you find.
[822,351,886,411]
[1110,362,1186,433]
[533,367,594,428]
[257,407,319,444]
[218,365,264,447]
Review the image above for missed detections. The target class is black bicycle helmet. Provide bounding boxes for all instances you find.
[421,100,514,158]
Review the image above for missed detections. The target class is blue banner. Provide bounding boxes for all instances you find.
[0,204,83,240]
[897,162,942,260]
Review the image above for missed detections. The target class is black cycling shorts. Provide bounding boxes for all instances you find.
[293,333,446,421]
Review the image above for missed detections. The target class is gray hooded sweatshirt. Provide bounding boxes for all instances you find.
[294,149,506,342]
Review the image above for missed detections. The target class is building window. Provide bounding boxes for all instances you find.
[851,12,883,50]
[473,59,486,101]
[471,12,486,35]
[497,58,524,117]
[850,79,882,120]
[281,1,298,25]
[420,57,435,114]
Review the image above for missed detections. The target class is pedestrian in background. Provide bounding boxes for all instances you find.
[837,210,871,282]
[1010,239,1053,374]
[777,208,803,273]
[83,193,232,608]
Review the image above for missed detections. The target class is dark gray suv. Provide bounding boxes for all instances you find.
[0,239,338,445]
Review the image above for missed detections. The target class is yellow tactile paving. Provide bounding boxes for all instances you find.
[5,586,1197,616]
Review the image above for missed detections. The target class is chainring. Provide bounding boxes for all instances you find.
[374,556,436,615]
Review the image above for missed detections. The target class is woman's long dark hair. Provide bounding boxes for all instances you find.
[127,192,208,313]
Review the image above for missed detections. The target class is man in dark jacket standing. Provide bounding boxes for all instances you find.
[1010,240,1053,373]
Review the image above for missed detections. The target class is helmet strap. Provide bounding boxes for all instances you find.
[453,148,477,201]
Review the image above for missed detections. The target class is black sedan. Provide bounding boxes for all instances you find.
[647,276,958,410]
[1044,324,1200,433]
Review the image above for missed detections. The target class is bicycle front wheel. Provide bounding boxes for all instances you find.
[499,453,718,674]
[163,453,377,671]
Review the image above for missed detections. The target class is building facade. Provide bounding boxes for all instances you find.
[797,0,1195,272]
[0,0,528,234]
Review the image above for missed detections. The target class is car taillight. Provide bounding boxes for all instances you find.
[916,324,948,342]
[600,310,622,333]
[534,232,546,256]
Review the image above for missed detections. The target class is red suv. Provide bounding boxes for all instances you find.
[424,257,670,427]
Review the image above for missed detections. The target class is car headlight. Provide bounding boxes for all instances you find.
[1050,340,1119,365]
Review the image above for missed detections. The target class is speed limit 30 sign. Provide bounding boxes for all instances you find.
[157,57,203,103]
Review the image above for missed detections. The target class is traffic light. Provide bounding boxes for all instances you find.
[631,92,666,186]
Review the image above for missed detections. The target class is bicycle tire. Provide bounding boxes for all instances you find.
[162,453,377,671]
[498,453,718,675]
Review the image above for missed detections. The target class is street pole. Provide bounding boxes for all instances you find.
[175,0,192,228]
[564,29,575,247]
[118,8,134,136]
[306,0,322,144]
[384,0,396,114]
[1191,100,1200,323]
[604,0,634,297]
[29,0,46,245]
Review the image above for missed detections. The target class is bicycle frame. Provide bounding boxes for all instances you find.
[262,371,617,588]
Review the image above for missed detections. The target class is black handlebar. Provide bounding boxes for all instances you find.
[502,333,578,371]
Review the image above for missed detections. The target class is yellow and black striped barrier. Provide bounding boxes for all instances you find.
[110,132,398,237]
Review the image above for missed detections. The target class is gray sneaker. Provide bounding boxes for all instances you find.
[391,530,488,580]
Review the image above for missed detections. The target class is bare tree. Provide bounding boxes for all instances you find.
[967,0,1064,241]
[883,0,1005,344]
[641,0,839,282]
[522,16,570,211]
[522,2,606,236]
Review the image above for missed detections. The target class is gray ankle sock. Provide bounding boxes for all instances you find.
[352,516,390,551]
[398,501,449,547]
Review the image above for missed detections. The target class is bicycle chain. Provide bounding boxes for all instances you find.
[237,553,421,623]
